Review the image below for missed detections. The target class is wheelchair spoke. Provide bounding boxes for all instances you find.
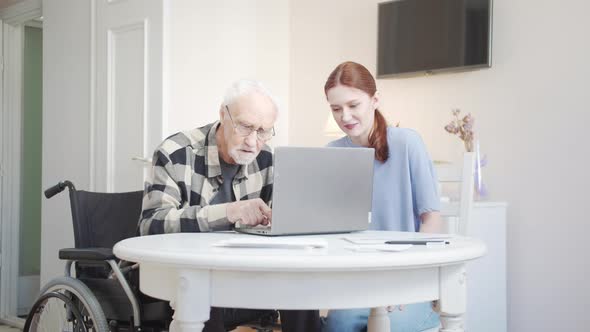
[27,292,77,332]
[74,303,95,331]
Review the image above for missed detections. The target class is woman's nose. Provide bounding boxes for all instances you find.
[341,109,353,122]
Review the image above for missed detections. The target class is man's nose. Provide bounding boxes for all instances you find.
[243,131,258,146]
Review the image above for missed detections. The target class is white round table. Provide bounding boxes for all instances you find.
[114,231,485,332]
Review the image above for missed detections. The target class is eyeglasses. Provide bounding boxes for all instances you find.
[225,105,275,141]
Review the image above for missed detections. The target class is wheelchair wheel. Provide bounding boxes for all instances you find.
[24,291,87,331]
[24,276,109,332]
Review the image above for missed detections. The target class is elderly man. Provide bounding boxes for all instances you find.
[138,80,320,332]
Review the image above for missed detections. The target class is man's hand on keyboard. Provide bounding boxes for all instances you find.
[226,198,272,226]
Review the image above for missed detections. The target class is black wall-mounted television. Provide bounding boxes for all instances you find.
[377,0,492,78]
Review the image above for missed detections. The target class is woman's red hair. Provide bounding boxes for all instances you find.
[324,61,389,162]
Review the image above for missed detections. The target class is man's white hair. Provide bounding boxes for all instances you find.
[222,79,279,113]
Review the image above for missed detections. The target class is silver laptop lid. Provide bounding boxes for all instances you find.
[270,146,374,235]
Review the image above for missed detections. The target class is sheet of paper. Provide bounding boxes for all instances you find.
[342,238,389,245]
[345,244,413,252]
[342,233,452,245]
[213,237,328,249]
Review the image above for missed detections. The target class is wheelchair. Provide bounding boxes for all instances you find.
[24,181,278,332]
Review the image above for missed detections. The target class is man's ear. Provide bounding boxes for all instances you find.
[219,105,226,121]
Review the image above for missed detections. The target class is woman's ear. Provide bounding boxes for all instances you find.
[372,91,381,110]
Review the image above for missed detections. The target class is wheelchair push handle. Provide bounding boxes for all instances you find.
[44,181,76,198]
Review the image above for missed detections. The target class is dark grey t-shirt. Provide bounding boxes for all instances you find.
[210,157,240,205]
[208,158,241,231]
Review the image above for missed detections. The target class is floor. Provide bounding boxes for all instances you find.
[0,324,267,331]
[233,327,283,332]
[0,324,270,331]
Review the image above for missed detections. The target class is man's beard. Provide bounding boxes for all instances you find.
[229,148,257,165]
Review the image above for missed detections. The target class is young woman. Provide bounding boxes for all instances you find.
[323,61,441,332]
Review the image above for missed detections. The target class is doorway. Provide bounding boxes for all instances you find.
[17,18,43,318]
[0,0,43,327]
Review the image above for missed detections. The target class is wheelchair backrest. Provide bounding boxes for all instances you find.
[70,190,144,249]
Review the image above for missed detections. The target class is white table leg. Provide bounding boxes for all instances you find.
[438,264,467,332]
[169,270,211,332]
[367,307,390,332]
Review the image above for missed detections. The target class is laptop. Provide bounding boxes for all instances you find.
[236,146,374,236]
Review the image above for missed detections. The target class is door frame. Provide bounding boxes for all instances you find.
[0,0,42,327]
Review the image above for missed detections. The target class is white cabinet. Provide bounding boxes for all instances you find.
[465,202,508,332]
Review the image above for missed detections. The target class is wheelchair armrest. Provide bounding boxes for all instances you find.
[59,247,116,261]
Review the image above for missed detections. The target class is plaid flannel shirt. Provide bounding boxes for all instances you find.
[138,121,273,235]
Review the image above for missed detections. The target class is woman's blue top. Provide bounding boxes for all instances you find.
[328,126,440,231]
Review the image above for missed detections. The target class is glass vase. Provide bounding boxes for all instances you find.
[464,139,474,152]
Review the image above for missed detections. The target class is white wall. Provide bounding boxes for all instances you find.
[0,1,24,10]
[166,0,290,146]
[290,0,590,331]
[41,0,590,329]
[41,0,291,285]
[41,0,91,285]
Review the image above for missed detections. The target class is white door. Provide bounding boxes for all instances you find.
[0,20,21,321]
[41,0,165,287]
[0,18,4,286]
[94,0,165,192]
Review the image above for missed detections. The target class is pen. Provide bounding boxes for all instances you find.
[384,240,450,245]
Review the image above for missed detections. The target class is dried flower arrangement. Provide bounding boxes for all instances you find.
[443,108,489,199]
[444,109,475,152]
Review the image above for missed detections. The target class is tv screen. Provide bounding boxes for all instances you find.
[377,0,492,77]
